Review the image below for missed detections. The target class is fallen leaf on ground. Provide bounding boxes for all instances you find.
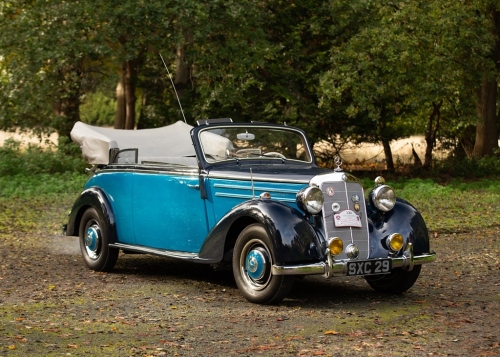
[324,330,339,335]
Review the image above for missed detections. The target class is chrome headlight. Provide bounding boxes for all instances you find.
[296,186,324,215]
[371,184,396,212]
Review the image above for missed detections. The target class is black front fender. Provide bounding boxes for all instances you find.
[66,187,116,244]
[198,199,323,264]
[367,198,430,257]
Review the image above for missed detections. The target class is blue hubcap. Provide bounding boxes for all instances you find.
[245,249,266,280]
[85,224,100,259]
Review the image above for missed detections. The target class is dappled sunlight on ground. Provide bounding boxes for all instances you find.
[0,129,58,147]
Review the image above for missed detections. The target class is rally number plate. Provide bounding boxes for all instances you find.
[346,259,392,276]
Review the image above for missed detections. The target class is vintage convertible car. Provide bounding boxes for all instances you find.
[65,119,436,304]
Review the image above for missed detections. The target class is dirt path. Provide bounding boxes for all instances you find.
[1,229,499,356]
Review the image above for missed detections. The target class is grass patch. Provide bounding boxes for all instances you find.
[391,178,500,233]
[362,176,500,233]
[0,173,87,237]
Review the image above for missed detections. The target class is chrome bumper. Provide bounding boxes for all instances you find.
[272,243,436,278]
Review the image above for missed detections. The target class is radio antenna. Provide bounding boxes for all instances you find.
[159,52,187,124]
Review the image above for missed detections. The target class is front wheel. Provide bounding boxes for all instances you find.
[365,265,422,294]
[79,207,119,272]
[232,224,294,304]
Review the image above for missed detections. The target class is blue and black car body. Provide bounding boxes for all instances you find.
[65,120,436,304]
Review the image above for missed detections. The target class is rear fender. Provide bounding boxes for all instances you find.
[198,199,323,264]
[66,187,116,244]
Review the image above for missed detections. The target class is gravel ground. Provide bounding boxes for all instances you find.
[1,229,499,356]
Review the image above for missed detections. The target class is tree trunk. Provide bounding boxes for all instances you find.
[472,7,500,157]
[378,108,394,171]
[53,91,81,142]
[423,100,442,168]
[52,73,81,142]
[473,79,498,157]
[137,92,148,130]
[114,70,126,129]
[174,44,190,101]
[381,138,394,172]
[124,60,138,130]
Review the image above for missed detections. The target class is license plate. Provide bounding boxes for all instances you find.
[346,259,392,276]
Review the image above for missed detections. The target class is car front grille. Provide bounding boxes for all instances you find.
[318,180,370,260]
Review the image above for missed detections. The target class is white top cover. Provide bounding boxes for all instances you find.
[70,121,195,165]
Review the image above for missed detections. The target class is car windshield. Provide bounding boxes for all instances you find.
[198,126,312,164]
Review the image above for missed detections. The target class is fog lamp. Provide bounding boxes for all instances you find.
[328,237,343,256]
[386,233,404,252]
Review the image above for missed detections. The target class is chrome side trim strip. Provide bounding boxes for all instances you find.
[214,192,296,202]
[110,243,201,260]
[213,183,299,194]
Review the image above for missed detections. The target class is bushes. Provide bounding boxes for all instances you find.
[0,138,87,199]
[431,153,500,178]
[0,138,87,176]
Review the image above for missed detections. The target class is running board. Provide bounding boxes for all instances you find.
[109,243,211,262]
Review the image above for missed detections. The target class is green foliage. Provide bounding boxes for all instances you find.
[0,172,86,199]
[80,91,116,126]
[0,0,110,136]
[432,154,500,178]
[0,138,87,177]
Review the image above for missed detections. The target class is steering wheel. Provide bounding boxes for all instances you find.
[263,152,286,159]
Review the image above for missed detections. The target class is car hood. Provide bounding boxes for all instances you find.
[206,163,331,184]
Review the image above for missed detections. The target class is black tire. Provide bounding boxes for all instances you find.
[232,224,294,304]
[79,207,119,272]
[365,265,422,294]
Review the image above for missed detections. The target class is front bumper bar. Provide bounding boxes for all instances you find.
[272,243,436,278]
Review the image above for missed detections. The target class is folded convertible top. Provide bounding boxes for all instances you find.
[70,121,195,165]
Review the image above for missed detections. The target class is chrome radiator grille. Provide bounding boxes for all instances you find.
[319,180,370,260]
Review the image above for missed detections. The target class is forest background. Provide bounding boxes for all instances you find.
[1,0,500,173]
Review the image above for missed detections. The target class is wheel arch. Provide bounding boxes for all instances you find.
[367,198,430,256]
[66,187,117,244]
[199,199,322,264]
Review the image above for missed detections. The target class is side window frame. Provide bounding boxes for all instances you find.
[110,148,138,164]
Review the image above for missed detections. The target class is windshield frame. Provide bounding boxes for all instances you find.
[192,123,314,169]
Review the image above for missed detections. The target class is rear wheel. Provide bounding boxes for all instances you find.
[232,224,294,304]
[79,207,118,272]
[365,265,422,294]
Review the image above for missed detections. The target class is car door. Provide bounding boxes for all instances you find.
[132,171,209,253]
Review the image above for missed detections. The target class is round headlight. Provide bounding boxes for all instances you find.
[296,186,324,215]
[371,184,396,212]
